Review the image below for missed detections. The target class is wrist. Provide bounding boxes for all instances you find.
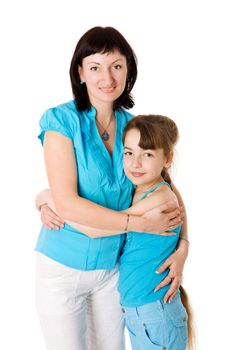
[127,215,145,232]
[177,239,189,256]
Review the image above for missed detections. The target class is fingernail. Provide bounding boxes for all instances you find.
[154,289,157,293]
[155,270,160,274]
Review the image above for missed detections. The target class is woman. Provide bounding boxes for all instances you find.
[35,26,188,350]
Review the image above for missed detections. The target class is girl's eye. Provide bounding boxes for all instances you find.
[144,153,153,157]
[124,151,133,156]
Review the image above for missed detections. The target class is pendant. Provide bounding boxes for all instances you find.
[102,131,110,141]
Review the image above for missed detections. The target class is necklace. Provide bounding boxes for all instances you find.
[96,114,114,141]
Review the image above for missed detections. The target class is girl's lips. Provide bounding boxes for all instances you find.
[131,172,145,177]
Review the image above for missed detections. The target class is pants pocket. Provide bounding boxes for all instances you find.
[143,321,166,349]
[165,294,188,348]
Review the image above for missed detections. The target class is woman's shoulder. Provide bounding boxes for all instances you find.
[39,101,80,141]
[44,100,77,116]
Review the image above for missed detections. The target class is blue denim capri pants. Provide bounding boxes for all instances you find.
[122,293,188,350]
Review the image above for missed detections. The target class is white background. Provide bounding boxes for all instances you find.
[0,1,237,349]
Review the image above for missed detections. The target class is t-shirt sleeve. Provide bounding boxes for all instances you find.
[38,107,74,145]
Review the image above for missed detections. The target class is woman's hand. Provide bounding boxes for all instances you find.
[142,200,184,235]
[40,204,65,230]
[154,243,188,303]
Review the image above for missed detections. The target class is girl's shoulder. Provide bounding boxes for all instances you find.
[149,183,178,204]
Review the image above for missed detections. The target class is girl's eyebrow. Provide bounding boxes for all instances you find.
[124,146,133,150]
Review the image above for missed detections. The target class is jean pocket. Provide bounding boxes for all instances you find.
[142,320,166,349]
[166,295,188,346]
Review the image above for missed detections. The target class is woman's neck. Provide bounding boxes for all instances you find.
[92,102,114,125]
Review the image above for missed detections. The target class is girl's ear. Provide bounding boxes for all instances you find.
[164,151,173,168]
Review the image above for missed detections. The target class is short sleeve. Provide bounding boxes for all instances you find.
[38,107,74,145]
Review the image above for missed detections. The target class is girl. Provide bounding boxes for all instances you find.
[35,26,188,350]
[119,115,194,350]
[38,114,193,349]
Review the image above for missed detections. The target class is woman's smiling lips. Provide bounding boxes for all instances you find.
[100,87,116,93]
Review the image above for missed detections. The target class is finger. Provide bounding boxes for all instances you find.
[156,259,172,274]
[42,219,61,230]
[48,214,65,225]
[158,199,177,213]
[168,222,183,231]
[41,207,65,225]
[48,222,60,230]
[168,217,183,229]
[154,275,172,292]
[168,291,178,303]
[167,208,181,220]
[159,231,177,237]
[45,211,65,225]
[47,218,64,228]
[163,279,180,303]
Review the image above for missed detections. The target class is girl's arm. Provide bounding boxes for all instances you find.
[154,182,189,303]
[42,131,181,235]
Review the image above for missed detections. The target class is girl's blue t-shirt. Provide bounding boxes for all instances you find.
[118,182,181,307]
[35,100,134,270]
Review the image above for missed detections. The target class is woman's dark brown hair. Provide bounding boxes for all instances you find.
[69,26,137,111]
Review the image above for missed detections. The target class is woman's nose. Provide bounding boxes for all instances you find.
[102,69,114,86]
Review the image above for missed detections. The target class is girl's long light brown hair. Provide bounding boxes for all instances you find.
[123,115,195,349]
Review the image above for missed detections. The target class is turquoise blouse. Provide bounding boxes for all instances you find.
[35,100,134,270]
[118,182,181,307]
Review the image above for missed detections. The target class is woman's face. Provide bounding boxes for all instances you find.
[78,50,128,108]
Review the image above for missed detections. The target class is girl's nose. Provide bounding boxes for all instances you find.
[132,156,142,168]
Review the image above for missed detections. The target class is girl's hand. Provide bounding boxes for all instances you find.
[40,204,65,230]
[154,244,188,303]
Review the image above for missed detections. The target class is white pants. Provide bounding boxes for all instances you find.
[35,253,125,350]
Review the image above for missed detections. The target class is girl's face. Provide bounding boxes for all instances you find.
[123,128,172,191]
[78,50,128,108]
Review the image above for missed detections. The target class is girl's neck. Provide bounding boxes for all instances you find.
[135,176,164,195]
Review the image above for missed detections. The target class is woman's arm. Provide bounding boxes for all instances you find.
[42,131,181,235]
[36,184,178,238]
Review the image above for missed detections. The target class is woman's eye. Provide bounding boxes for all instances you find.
[114,64,122,70]
[90,66,99,71]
